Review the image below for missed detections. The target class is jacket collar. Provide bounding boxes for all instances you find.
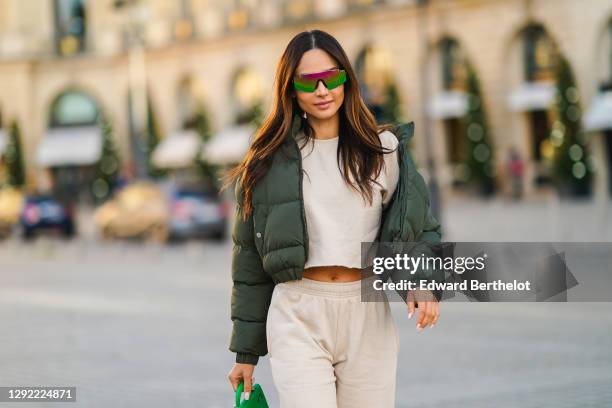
[392,121,415,146]
[290,112,303,140]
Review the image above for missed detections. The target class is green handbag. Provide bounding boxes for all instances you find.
[235,382,269,408]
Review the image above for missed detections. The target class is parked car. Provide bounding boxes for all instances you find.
[0,187,24,239]
[19,194,75,240]
[169,187,229,241]
[94,181,170,242]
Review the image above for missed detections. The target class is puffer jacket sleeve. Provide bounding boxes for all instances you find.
[385,127,446,304]
[229,180,275,365]
[400,149,446,303]
[406,205,445,302]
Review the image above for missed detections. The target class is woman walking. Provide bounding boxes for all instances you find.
[225,29,442,407]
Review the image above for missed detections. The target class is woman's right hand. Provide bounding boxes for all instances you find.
[228,363,256,401]
[406,288,439,332]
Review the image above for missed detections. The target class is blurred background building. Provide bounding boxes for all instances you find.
[1,3,612,406]
[0,0,611,206]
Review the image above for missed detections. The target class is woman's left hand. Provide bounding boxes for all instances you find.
[406,289,439,332]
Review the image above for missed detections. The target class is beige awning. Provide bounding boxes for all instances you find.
[0,130,6,156]
[152,130,200,169]
[427,90,468,119]
[583,91,612,132]
[36,126,102,167]
[201,124,255,165]
[508,81,556,112]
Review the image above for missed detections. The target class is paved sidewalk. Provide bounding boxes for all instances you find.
[0,197,611,407]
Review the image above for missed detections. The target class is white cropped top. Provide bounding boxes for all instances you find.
[296,129,400,269]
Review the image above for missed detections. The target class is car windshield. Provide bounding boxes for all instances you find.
[174,186,217,199]
[29,195,55,203]
[117,184,165,207]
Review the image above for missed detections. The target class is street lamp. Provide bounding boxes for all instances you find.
[416,0,441,222]
[114,0,149,179]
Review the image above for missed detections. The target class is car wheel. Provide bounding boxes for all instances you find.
[166,233,182,245]
[101,226,114,241]
[212,229,226,242]
[63,223,75,239]
[0,227,10,240]
[22,228,34,241]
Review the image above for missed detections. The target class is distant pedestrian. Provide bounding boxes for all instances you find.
[508,147,524,200]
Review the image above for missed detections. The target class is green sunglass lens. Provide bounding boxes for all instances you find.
[325,70,346,90]
[294,70,346,92]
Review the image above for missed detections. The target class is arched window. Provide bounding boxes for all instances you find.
[54,0,87,56]
[226,0,257,31]
[432,38,470,183]
[0,107,5,160]
[355,45,398,123]
[348,0,383,10]
[50,91,99,127]
[523,24,557,82]
[177,76,205,129]
[356,45,393,96]
[232,67,263,124]
[605,20,612,89]
[440,38,467,91]
[609,21,612,77]
[283,0,314,22]
[174,0,195,40]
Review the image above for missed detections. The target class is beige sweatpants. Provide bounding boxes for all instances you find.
[266,276,399,408]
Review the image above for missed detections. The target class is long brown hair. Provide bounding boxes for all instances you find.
[221,29,396,220]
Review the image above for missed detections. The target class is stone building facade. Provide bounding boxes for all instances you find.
[0,0,611,201]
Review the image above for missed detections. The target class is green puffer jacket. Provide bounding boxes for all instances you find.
[230,113,443,365]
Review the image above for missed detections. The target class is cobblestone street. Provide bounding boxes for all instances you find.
[0,197,611,407]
